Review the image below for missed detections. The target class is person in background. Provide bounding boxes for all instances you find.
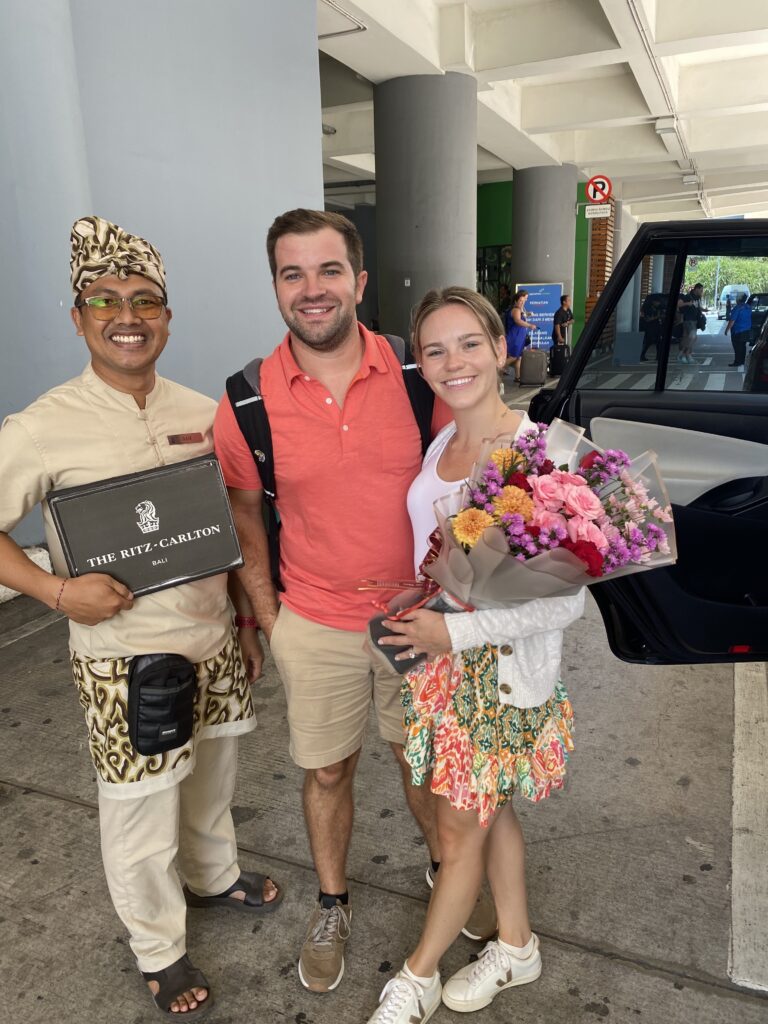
[726,292,751,371]
[498,283,511,317]
[677,282,704,364]
[503,290,535,383]
[552,294,573,346]
[639,293,663,362]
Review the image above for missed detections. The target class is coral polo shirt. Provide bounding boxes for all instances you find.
[215,324,442,632]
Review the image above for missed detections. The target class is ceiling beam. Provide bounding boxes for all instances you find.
[521,69,651,133]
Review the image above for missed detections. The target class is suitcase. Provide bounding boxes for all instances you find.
[549,343,571,377]
[519,342,548,386]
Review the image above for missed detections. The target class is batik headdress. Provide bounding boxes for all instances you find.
[70,215,166,295]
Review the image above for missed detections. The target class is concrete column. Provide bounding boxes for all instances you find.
[374,73,477,339]
[509,164,579,295]
[1,0,323,546]
[651,255,666,292]
[614,200,639,262]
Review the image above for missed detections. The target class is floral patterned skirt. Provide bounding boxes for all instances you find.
[401,644,574,827]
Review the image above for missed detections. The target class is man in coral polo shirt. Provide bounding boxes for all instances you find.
[214,210,459,994]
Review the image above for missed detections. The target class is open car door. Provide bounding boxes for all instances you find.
[530,220,768,665]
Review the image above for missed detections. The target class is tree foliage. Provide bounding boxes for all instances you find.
[684,256,768,304]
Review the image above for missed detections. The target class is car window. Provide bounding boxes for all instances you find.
[570,235,768,396]
[572,254,678,392]
[664,240,768,391]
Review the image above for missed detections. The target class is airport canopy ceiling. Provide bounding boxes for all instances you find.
[318,0,768,222]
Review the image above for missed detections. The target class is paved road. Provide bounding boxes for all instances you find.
[2,591,768,1024]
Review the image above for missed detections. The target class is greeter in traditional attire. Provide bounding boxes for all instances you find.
[0,216,281,1020]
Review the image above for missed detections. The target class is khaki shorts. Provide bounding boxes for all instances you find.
[681,320,697,343]
[269,604,405,768]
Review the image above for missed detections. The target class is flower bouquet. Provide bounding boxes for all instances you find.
[423,418,676,608]
[363,418,676,672]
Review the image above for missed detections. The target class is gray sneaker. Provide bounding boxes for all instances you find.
[298,899,352,992]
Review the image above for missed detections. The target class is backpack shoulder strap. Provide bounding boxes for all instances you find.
[382,333,434,456]
[225,359,275,501]
[225,359,283,590]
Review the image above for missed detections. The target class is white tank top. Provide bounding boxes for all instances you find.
[407,423,459,572]
[407,413,533,573]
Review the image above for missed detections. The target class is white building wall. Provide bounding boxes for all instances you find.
[1,0,323,543]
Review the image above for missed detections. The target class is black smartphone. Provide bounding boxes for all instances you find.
[367,615,428,675]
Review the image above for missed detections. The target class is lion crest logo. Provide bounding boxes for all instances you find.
[135,499,160,534]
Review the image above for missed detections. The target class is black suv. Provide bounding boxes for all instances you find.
[529,220,768,666]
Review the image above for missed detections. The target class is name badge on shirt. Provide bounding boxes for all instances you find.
[167,432,204,445]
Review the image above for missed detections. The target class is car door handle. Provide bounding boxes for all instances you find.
[696,476,766,512]
[713,489,760,510]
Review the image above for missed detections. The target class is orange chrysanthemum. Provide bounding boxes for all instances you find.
[492,485,534,522]
[451,508,494,548]
[489,447,521,473]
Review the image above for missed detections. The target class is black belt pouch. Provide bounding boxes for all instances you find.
[128,653,197,755]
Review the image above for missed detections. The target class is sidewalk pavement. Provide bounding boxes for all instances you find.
[2,590,767,1024]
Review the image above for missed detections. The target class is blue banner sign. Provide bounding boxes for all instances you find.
[515,282,563,349]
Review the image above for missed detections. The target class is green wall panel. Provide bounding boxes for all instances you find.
[572,182,589,345]
[477,182,513,248]
[475,178,588,346]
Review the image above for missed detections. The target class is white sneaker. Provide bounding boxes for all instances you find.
[366,970,442,1024]
[441,936,542,1013]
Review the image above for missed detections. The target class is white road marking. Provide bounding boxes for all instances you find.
[705,374,727,391]
[596,374,632,389]
[730,662,768,992]
[630,374,657,390]
[668,373,694,390]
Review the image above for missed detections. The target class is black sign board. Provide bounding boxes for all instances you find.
[47,456,243,596]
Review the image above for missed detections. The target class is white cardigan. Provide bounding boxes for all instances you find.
[417,418,585,708]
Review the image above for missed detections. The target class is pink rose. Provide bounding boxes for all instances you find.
[533,509,567,532]
[563,484,604,520]
[530,474,566,511]
[566,516,610,552]
[550,469,587,488]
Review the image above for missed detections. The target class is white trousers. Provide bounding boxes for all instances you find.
[98,735,241,972]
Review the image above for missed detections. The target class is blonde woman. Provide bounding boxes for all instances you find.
[366,287,584,1023]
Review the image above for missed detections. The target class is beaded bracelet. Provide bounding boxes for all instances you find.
[54,578,67,612]
[234,614,260,629]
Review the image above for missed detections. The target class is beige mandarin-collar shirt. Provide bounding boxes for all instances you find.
[0,364,231,661]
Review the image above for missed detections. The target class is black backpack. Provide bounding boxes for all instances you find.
[225,334,434,589]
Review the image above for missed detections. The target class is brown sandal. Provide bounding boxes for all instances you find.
[183,870,283,914]
[141,953,213,1019]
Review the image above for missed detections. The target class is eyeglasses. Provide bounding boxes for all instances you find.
[75,295,166,320]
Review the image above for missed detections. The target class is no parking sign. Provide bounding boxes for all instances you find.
[586,174,612,203]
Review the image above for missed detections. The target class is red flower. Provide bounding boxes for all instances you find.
[527,525,541,538]
[538,459,555,476]
[561,538,604,577]
[579,450,602,471]
[507,471,532,492]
